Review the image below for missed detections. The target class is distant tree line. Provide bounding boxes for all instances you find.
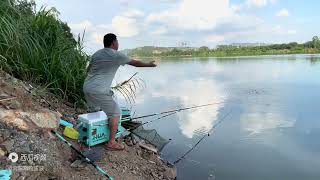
[128,36,320,57]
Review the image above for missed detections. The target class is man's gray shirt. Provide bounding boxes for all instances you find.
[83,48,131,94]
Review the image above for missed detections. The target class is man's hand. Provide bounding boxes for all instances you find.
[127,60,157,67]
[148,61,157,67]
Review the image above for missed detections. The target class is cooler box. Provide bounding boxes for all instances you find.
[77,108,131,147]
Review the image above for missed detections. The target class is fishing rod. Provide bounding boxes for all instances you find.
[140,111,178,126]
[130,100,230,121]
[127,99,238,127]
[122,101,232,135]
[93,111,179,127]
[51,130,113,180]
[173,109,233,164]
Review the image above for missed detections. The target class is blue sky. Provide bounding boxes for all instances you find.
[34,0,320,53]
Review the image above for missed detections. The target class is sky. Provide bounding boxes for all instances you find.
[34,0,320,53]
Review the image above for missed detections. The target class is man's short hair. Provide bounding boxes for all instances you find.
[103,33,117,47]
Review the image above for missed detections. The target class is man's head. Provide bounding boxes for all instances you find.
[103,33,119,50]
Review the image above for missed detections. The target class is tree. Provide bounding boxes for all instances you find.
[312,36,320,48]
[199,46,209,51]
[288,42,298,49]
[304,41,312,48]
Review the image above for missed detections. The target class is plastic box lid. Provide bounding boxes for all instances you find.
[78,111,108,124]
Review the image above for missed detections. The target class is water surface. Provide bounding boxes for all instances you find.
[116,54,320,180]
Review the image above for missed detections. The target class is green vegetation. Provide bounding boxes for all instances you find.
[128,37,320,58]
[0,0,88,105]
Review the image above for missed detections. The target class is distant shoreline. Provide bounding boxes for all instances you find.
[132,53,320,60]
[126,40,320,59]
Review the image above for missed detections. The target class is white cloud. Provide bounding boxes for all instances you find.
[69,20,93,31]
[151,27,168,35]
[246,0,268,7]
[91,32,103,45]
[91,26,111,44]
[245,0,277,8]
[287,30,297,35]
[111,16,140,37]
[122,9,145,18]
[69,20,109,51]
[117,0,130,4]
[155,0,180,2]
[269,0,277,4]
[110,9,146,37]
[276,8,290,17]
[34,0,52,7]
[144,0,269,44]
[204,15,264,43]
[217,14,264,32]
[271,25,296,35]
[271,25,283,33]
[73,23,112,44]
[37,0,290,50]
[206,35,225,43]
[68,8,145,51]
[231,4,243,13]
[146,0,234,31]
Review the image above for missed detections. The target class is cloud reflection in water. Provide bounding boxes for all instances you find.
[155,79,226,138]
[241,112,296,135]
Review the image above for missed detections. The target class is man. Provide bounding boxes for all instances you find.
[83,33,156,150]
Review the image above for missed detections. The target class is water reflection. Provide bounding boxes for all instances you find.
[168,79,226,138]
[241,112,296,135]
[116,60,227,138]
[309,55,320,65]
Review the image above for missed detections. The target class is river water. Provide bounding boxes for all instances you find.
[116,54,320,180]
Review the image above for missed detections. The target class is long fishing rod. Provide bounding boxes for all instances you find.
[51,130,113,180]
[130,101,229,121]
[122,101,231,135]
[127,100,237,127]
[140,111,178,126]
[173,109,233,164]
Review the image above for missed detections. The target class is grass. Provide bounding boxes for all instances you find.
[0,0,88,107]
[0,0,144,108]
[112,72,146,104]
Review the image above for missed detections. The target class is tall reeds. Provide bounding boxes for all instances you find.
[0,0,88,105]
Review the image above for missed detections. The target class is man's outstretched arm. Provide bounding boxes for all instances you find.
[127,60,157,67]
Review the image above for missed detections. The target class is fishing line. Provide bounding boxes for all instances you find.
[123,101,232,147]
[173,109,233,164]
[140,111,178,126]
[130,99,238,128]
[130,99,236,121]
